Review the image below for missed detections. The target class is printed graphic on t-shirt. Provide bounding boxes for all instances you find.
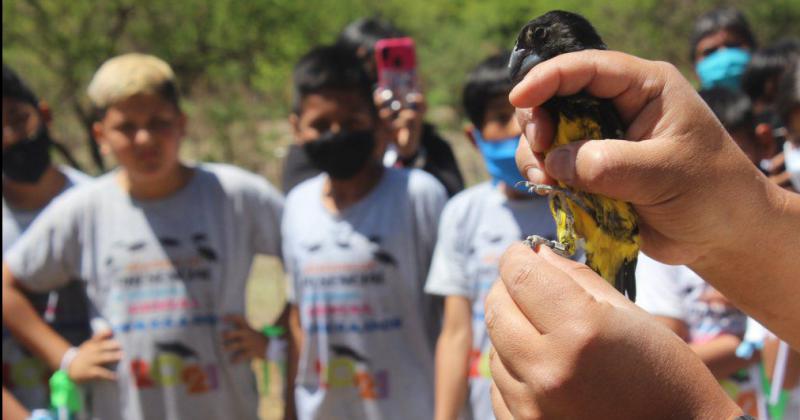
[100,232,218,334]
[297,231,402,400]
[680,283,746,344]
[93,230,227,400]
[315,344,389,400]
[130,341,220,395]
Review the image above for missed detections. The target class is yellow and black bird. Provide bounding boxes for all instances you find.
[508,10,639,300]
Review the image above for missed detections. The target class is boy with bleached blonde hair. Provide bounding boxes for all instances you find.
[2,53,285,419]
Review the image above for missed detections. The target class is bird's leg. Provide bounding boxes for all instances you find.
[524,235,570,257]
[515,181,593,216]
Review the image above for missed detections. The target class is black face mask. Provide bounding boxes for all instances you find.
[3,125,52,183]
[302,130,376,180]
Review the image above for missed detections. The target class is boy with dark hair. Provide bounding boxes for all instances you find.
[691,7,757,90]
[777,59,800,192]
[742,38,800,117]
[424,52,556,420]
[2,64,92,412]
[2,53,284,419]
[282,18,465,198]
[283,44,447,420]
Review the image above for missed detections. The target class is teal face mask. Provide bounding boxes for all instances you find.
[473,129,527,191]
[696,47,751,90]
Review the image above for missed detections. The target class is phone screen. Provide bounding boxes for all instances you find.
[375,37,418,111]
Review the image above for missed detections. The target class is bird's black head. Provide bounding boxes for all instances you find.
[509,11,607,83]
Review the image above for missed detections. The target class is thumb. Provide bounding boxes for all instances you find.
[92,328,114,341]
[544,139,675,205]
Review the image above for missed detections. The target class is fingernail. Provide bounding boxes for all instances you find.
[546,146,575,183]
[515,108,532,129]
[526,167,544,184]
[525,122,536,144]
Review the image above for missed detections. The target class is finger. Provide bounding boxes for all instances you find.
[490,382,515,420]
[100,339,123,352]
[222,314,249,327]
[490,352,544,420]
[484,281,543,375]
[534,246,640,311]
[223,337,245,351]
[509,50,667,125]
[498,242,595,334]
[515,107,555,154]
[99,350,123,364]
[91,328,114,341]
[397,127,410,148]
[222,328,250,341]
[542,138,680,206]
[89,366,117,381]
[515,133,554,187]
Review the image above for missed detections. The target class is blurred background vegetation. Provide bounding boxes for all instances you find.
[3,1,798,418]
[4,0,800,181]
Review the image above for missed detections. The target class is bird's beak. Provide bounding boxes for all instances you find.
[509,46,542,84]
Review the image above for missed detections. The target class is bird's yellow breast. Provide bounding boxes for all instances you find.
[551,114,602,149]
[548,113,640,284]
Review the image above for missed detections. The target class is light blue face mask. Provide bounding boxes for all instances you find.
[696,47,751,90]
[473,129,527,191]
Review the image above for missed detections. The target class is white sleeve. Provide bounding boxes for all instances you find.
[280,202,297,305]
[634,253,686,320]
[248,176,285,259]
[5,192,83,293]
[424,200,470,297]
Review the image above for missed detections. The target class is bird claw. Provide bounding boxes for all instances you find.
[515,181,594,216]
[524,235,570,257]
[515,181,559,195]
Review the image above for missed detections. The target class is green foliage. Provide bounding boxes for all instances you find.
[3,0,799,176]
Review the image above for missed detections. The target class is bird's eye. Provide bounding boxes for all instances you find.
[533,27,548,41]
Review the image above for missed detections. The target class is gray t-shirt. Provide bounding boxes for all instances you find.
[5,163,284,420]
[424,182,556,420]
[2,166,92,410]
[282,168,447,420]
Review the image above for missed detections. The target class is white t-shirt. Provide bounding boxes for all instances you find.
[635,253,747,343]
[424,182,556,420]
[635,253,752,407]
[282,168,447,420]
[5,163,284,420]
[2,166,92,410]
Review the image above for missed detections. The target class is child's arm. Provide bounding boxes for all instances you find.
[2,386,29,420]
[689,335,758,380]
[285,304,302,420]
[2,263,121,382]
[3,262,74,370]
[221,314,268,363]
[434,296,472,420]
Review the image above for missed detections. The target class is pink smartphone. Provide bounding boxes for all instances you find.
[375,37,418,109]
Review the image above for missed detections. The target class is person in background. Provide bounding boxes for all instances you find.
[741,38,800,190]
[282,17,464,197]
[423,52,556,420]
[3,388,29,420]
[691,7,757,90]
[776,59,800,193]
[283,45,446,420]
[2,53,285,420]
[2,64,93,413]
